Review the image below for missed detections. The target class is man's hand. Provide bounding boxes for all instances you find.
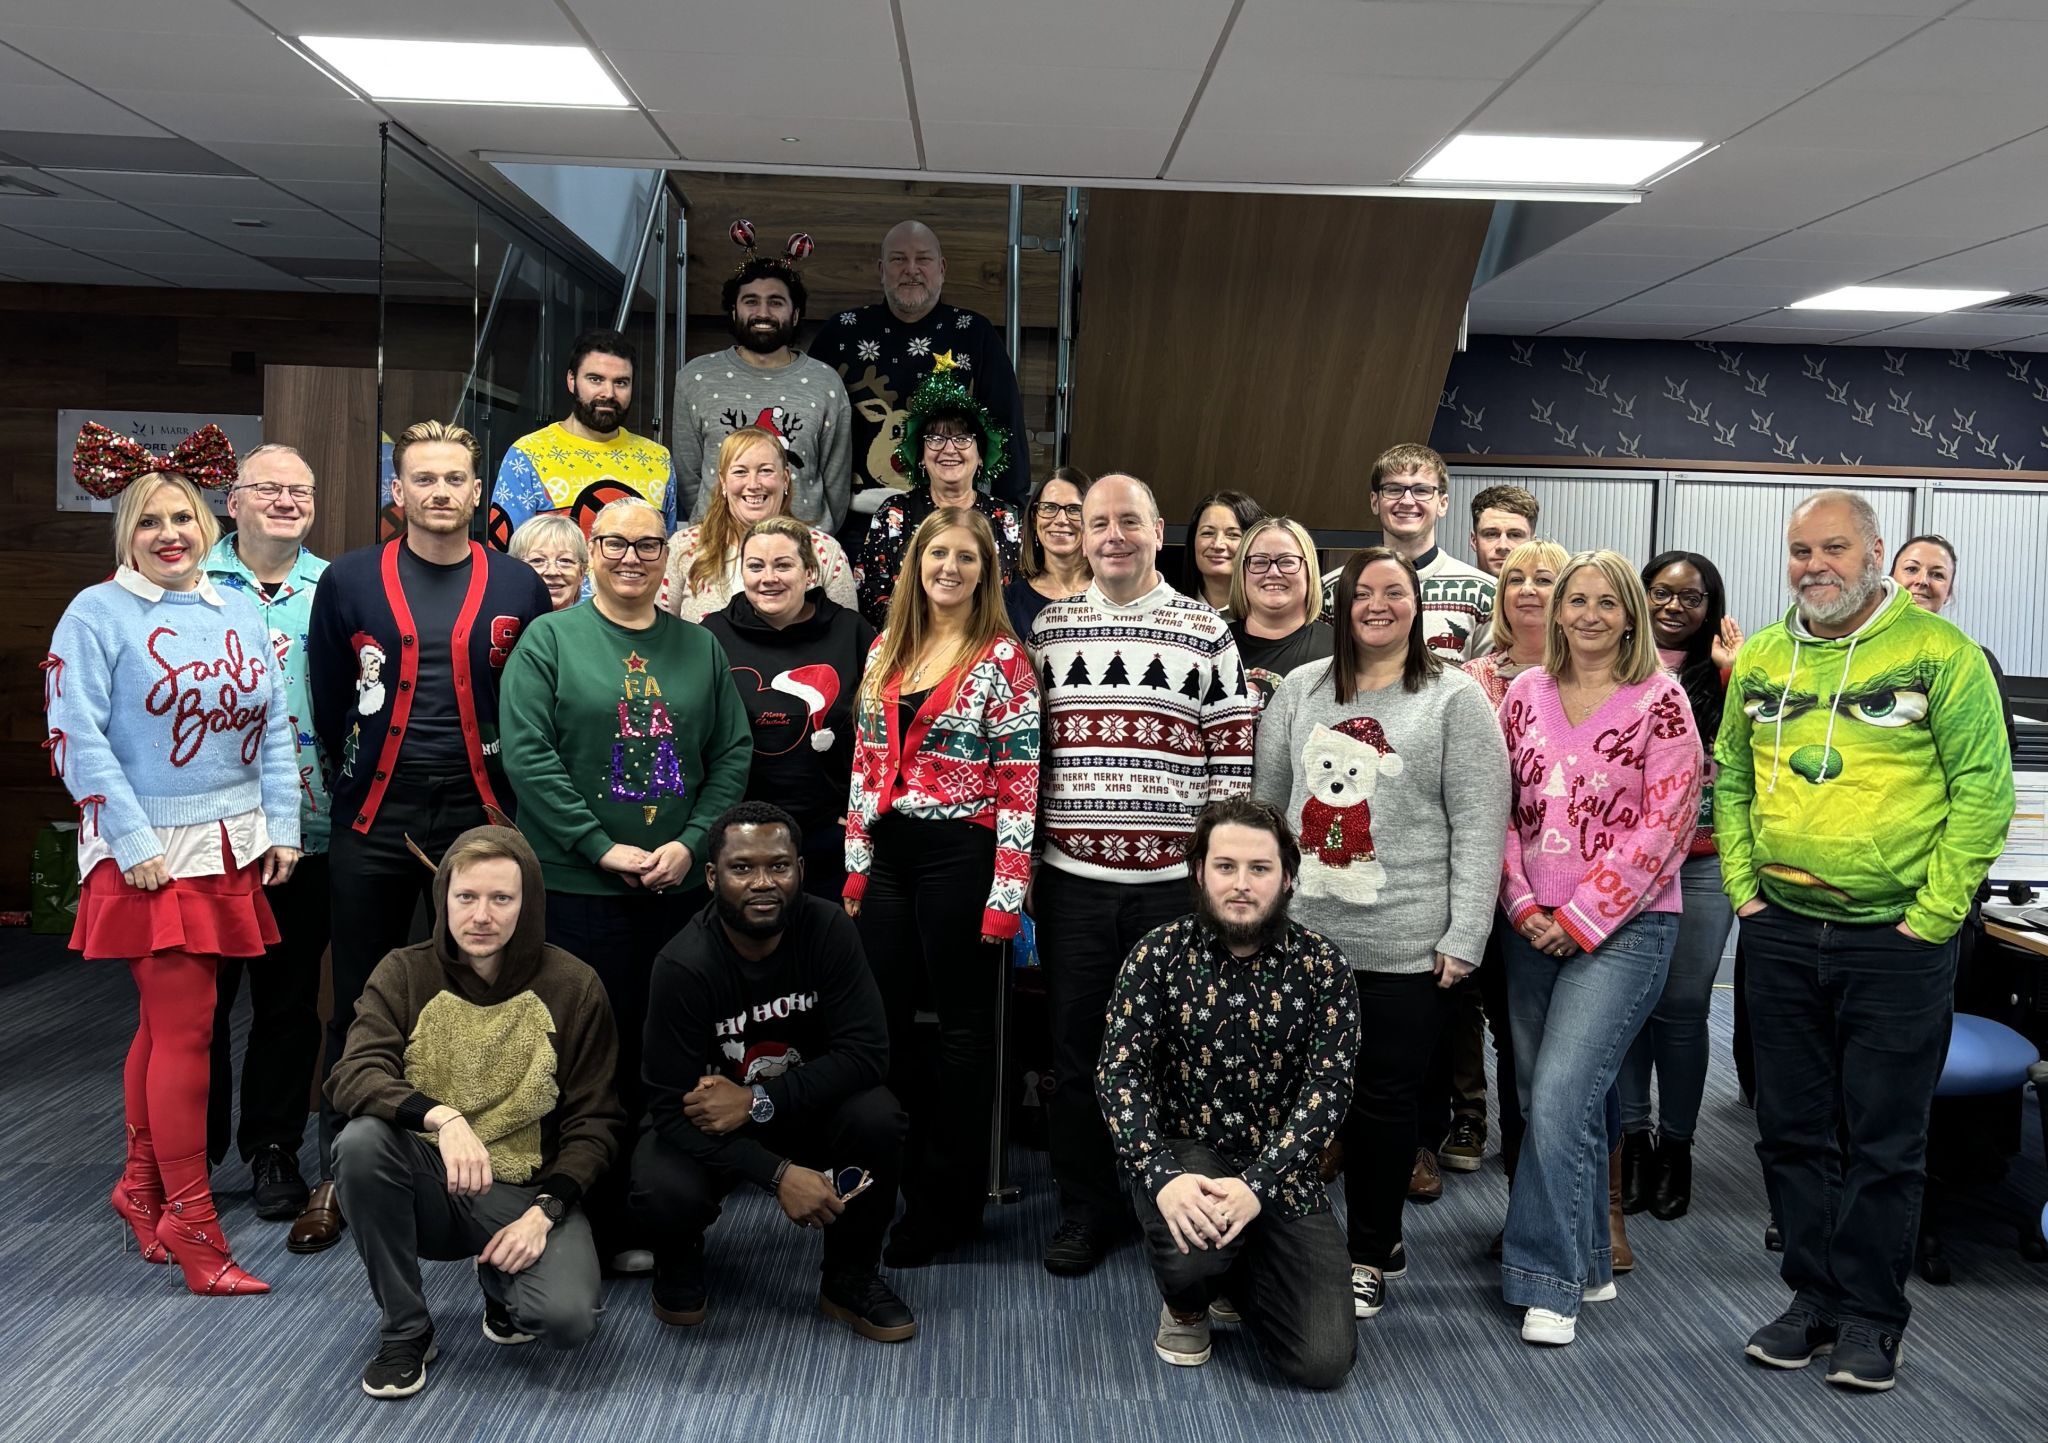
[1433,951,1474,989]
[260,845,300,886]
[642,841,693,893]
[1896,919,1925,942]
[777,1165,845,1229]
[479,1205,552,1274]
[1155,1173,1231,1254]
[123,857,170,892]
[1204,1176,1262,1247]
[433,1114,493,1196]
[682,1075,754,1135]
[1737,898,1767,919]
[598,843,653,887]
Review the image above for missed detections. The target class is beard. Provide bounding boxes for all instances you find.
[714,887,789,939]
[731,312,798,355]
[572,394,626,434]
[1795,556,1883,628]
[1195,886,1292,953]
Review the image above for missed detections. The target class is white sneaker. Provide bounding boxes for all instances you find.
[1522,1307,1577,1345]
[610,1248,655,1274]
[1582,1280,1617,1302]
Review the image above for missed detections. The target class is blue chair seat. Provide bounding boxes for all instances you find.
[1935,1014,2040,1098]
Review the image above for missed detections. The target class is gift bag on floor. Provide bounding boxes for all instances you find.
[29,822,79,936]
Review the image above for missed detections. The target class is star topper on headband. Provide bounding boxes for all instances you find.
[728,218,815,276]
[71,421,238,500]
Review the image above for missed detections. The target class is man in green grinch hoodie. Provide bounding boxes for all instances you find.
[1716,490,2013,1394]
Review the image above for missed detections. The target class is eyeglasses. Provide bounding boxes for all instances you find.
[1244,554,1305,576]
[1034,501,1084,521]
[1649,586,1708,608]
[923,432,976,454]
[833,1166,873,1202]
[525,556,583,576]
[233,482,315,503]
[1375,482,1442,500]
[593,535,669,561]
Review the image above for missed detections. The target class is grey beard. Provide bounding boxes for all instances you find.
[1796,568,1881,628]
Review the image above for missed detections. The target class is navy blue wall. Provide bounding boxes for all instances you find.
[1430,335,2048,471]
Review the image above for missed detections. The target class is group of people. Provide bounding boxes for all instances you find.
[45,224,2018,1401]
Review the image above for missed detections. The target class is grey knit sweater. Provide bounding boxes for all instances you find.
[1253,659,1509,974]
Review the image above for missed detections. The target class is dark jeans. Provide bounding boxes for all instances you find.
[1034,865,1188,1230]
[855,815,1002,1223]
[1619,854,1736,1142]
[545,885,705,1255]
[1743,903,1956,1332]
[800,819,847,903]
[318,766,485,1177]
[1137,1140,1354,1391]
[333,1116,602,1349]
[628,1084,906,1276]
[1477,923,1524,1175]
[208,853,330,1165]
[1340,970,1446,1268]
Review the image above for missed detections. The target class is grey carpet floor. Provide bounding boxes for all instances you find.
[2,933,2043,1442]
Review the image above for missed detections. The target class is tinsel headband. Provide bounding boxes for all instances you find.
[72,421,237,499]
[894,354,1009,487]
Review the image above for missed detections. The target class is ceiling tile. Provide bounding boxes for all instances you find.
[0,78,166,136]
[2,24,331,98]
[50,170,293,208]
[616,52,907,121]
[1881,229,2048,289]
[0,252,174,283]
[899,0,1235,70]
[1517,6,1924,89]
[241,0,576,42]
[1173,74,1495,184]
[1845,15,2048,94]
[206,140,382,184]
[1471,79,1807,141]
[922,121,1176,179]
[1219,0,1583,80]
[1555,221,1783,257]
[130,201,371,240]
[10,223,237,255]
[384,101,672,162]
[575,0,901,60]
[111,90,380,145]
[1694,322,1871,344]
[659,114,919,170]
[1616,143,1939,230]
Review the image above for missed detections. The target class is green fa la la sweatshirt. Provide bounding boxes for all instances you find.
[1713,581,2014,944]
[500,603,753,895]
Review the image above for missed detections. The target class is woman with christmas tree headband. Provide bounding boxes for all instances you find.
[843,506,1039,1267]
[851,361,1023,625]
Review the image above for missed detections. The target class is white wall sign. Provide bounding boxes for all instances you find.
[54,410,263,516]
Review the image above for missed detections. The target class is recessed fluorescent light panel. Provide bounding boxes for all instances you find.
[1787,285,2007,313]
[297,36,629,107]
[1413,134,1704,188]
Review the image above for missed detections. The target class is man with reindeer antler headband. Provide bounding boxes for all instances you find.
[673,221,853,534]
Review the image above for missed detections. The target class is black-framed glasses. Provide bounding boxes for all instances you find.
[1649,585,1707,608]
[594,535,669,561]
[233,482,315,503]
[833,1166,873,1202]
[923,432,976,453]
[1244,554,1304,576]
[1034,501,1083,521]
[1375,482,1442,500]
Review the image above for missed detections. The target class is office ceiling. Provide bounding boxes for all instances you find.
[3,1,2047,347]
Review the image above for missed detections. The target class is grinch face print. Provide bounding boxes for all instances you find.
[610,651,689,808]
[1296,716,1405,904]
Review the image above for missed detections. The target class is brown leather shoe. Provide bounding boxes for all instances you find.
[1608,1146,1634,1273]
[288,1180,345,1254]
[1407,1148,1443,1204]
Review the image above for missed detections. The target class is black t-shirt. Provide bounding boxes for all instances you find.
[396,544,473,766]
[1232,619,1336,712]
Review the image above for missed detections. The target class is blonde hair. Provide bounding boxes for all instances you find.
[507,512,588,567]
[862,508,1018,705]
[391,419,482,477]
[442,833,526,881]
[1486,538,1570,654]
[690,427,789,596]
[741,514,821,575]
[114,473,221,569]
[1544,549,1660,686]
[1229,515,1320,629]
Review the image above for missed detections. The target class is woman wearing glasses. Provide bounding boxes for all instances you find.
[853,367,1023,627]
[1229,515,1332,715]
[1003,466,1093,638]
[500,495,754,1271]
[508,512,589,611]
[662,427,856,624]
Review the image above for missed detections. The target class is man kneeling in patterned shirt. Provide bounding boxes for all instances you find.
[1097,797,1360,1389]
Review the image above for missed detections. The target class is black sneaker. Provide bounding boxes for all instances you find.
[1043,1218,1111,1277]
[819,1269,918,1343]
[1824,1321,1902,1392]
[1744,1306,1838,1369]
[250,1144,309,1221]
[360,1330,437,1400]
[1351,1265,1386,1319]
[1384,1241,1408,1279]
[1763,1222,1784,1253]
[651,1240,707,1327]
[482,1297,534,1346]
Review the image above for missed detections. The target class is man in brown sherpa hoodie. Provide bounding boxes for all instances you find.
[327,825,625,1400]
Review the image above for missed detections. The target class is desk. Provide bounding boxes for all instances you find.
[1985,921,2048,960]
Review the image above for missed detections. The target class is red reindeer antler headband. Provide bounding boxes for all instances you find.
[729,218,815,275]
[72,421,237,499]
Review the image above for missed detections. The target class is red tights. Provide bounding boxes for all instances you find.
[123,950,220,1161]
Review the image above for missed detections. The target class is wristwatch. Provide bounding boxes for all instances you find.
[532,1193,567,1225]
[749,1084,776,1125]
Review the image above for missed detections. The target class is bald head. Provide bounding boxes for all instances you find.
[1083,473,1165,603]
[880,220,946,322]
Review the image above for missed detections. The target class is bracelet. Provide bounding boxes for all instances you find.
[773,1158,792,1188]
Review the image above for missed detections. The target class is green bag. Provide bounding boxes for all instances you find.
[29,822,80,936]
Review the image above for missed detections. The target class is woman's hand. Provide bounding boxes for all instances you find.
[641,841,692,893]
[261,846,300,887]
[598,844,653,887]
[1521,910,1577,958]
[1711,615,1745,671]
[1433,951,1474,989]
[123,857,170,892]
[844,897,862,919]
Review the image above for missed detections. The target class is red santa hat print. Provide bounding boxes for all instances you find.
[770,664,839,751]
[1330,715,1403,774]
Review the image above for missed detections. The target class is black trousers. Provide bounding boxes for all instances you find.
[1034,865,1188,1230]
[1340,970,1447,1268]
[1137,1140,1354,1391]
[208,853,330,1165]
[1418,922,1520,1170]
[544,885,705,1253]
[629,1085,906,1276]
[318,766,485,1177]
[855,815,1003,1223]
[799,819,847,904]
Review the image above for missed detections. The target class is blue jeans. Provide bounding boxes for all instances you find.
[1742,903,1956,1332]
[1618,855,1736,1141]
[1502,911,1677,1317]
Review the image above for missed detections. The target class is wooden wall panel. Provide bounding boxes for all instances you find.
[1067,191,1493,531]
[262,365,381,559]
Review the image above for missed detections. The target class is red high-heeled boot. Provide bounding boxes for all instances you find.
[111,1123,172,1265]
[153,1149,268,1296]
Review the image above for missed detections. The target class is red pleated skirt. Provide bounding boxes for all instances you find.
[71,850,280,961]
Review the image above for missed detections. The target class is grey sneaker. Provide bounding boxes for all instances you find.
[1154,1303,1212,1366]
[1745,1305,1838,1369]
[1207,1295,1241,1324]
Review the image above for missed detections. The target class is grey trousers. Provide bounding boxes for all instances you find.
[1135,1140,1355,1390]
[333,1116,603,1349]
